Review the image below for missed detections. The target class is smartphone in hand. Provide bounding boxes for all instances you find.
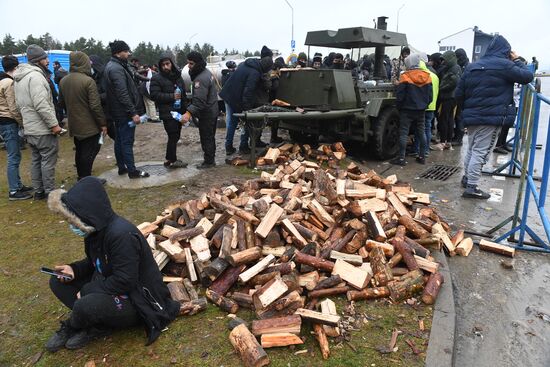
[40,267,73,281]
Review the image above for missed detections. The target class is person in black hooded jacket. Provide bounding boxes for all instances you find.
[149,53,188,168]
[45,177,180,352]
[89,55,116,141]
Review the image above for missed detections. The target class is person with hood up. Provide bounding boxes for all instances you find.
[437,50,462,149]
[0,55,33,200]
[221,60,237,87]
[45,177,180,352]
[453,48,470,145]
[58,52,107,181]
[14,45,63,200]
[296,52,308,68]
[177,51,218,168]
[390,53,432,166]
[149,53,188,169]
[219,46,274,155]
[456,35,533,199]
[312,53,322,69]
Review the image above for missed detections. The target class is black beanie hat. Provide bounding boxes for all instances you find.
[109,40,131,55]
[1,55,19,72]
[187,51,205,64]
[261,46,273,59]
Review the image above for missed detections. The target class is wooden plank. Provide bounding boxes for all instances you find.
[295,308,340,326]
[387,192,411,217]
[184,247,197,282]
[261,333,303,348]
[331,259,371,290]
[239,254,276,283]
[479,239,515,257]
[255,204,285,239]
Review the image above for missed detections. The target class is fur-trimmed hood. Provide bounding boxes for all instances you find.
[48,177,114,234]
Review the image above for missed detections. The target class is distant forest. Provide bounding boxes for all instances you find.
[0,33,261,66]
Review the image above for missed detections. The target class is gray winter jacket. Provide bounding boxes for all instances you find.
[14,63,58,135]
[187,68,218,118]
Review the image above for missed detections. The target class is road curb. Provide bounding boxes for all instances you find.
[425,250,456,367]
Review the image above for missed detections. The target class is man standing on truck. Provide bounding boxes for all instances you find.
[391,47,410,85]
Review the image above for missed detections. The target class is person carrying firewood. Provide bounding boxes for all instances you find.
[44,177,180,352]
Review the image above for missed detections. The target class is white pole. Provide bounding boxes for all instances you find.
[396,4,405,32]
[284,0,294,51]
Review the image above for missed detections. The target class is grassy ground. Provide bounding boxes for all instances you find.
[0,134,432,366]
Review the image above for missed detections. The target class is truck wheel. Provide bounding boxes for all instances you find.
[372,107,400,160]
[289,130,319,146]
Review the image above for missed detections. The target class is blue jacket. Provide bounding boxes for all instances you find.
[455,35,533,127]
[219,58,263,113]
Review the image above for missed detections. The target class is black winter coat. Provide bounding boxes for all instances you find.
[219,58,264,113]
[150,55,186,122]
[438,51,462,100]
[66,178,180,345]
[187,67,218,119]
[103,57,144,120]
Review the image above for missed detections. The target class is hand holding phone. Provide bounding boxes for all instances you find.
[41,265,74,282]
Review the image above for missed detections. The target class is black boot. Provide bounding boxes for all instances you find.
[45,320,75,353]
[65,326,113,350]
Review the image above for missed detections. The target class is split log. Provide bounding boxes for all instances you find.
[307,199,335,227]
[313,323,330,360]
[252,198,270,216]
[245,222,255,249]
[189,234,211,262]
[387,269,424,302]
[256,291,304,320]
[229,323,270,367]
[179,297,208,316]
[365,240,395,257]
[253,276,289,310]
[169,227,204,243]
[298,271,319,289]
[239,254,276,283]
[320,229,356,259]
[366,210,387,242]
[205,210,232,239]
[398,215,429,239]
[432,223,456,256]
[281,219,308,248]
[392,226,419,271]
[137,222,158,237]
[307,286,350,299]
[320,299,340,337]
[255,204,284,238]
[313,275,342,290]
[370,246,394,286]
[387,253,403,268]
[421,272,444,305]
[261,333,303,348]
[263,229,282,248]
[329,250,363,266]
[332,259,371,290]
[203,257,229,281]
[293,222,317,242]
[344,230,366,254]
[295,308,340,326]
[294,251,335,272]
[228,247,263,266]
[451,229,465,246]
[404,237,431,258]
[261,262,295,276]
[206,288,239,313]
[347,286,390,301]
[210,197,260,225]
[183,247,197,282]
[157,240,186,263]
[479,239,515,257]
[414,255,439,273]
[357,198,388,213]
[209,264,246,296]
[183,278,198,300]
[232,292,254,309]
[263,147,280,165]
[456,237,473,257]
[313,169,338,205]
[167,281,190,303]
[251,315,302,336]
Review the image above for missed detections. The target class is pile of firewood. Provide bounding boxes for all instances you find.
[136,156,486,366]
[226,142,347,168]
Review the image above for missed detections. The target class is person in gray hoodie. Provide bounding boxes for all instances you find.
[14,45,63,200]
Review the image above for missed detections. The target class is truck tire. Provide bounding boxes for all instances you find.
[289,130,319,146]
[371,107,400,160]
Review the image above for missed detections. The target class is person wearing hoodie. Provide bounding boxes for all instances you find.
[178,51,218,169]
[0,55,33,200]
[14,45,63,200]
[296,52,308,68]
[149,53,188,169]
[58,51,107,180]
[391,53,432,166]
[437,50,462,149]
[89,55,116,141]
[453,48,470,145]
[45,177,180,352]
[219,46,274,155]
[455,35,533,199]
[415,54,439,158]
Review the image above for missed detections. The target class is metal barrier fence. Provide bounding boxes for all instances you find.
[491,78,550,252]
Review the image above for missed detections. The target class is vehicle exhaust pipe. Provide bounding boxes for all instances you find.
[374,16,388,80]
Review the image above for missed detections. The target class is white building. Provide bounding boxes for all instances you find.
[438,26,495,62]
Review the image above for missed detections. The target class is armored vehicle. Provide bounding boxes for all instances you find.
[236,17,408,159]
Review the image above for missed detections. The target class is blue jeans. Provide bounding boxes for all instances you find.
[0,123,22,192]
[224,103,249,150]
[114,119,136,172]
[415,111,434,155]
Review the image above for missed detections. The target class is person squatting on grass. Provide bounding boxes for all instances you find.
[45,177,180,352]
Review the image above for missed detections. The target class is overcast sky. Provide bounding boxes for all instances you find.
[1,0,549,69]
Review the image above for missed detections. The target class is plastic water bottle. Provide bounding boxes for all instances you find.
[98,134,104,145]
[128,114,148,128]
[171,111,190,127]
[173,86,181,109]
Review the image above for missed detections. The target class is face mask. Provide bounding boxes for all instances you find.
[69,224,87,237]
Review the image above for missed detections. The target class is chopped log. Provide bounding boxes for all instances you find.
[347,286,390,301]
[301,220,328,240]
[387,269,424,302]
[256,290,304,320]
[209,265,246,296]
[479,239,515,257]
[398,215,429,239]
[206,288,239,313]
[203,257,229,281]
[295,308,340,326]
[232,292,254,309]
[417,236,441,248]
[194,260,212,288]
[263,147,281,165]
[245,222,255,249]
[370,246,394,286]
[387,192,411,217]
[160,224,180,238]
[456,237,474,257]
[313,169,338,205]
[169,226,204,243]
[404,237,431,258]
[211,224,226,248]
[307,199,335,227]
[210,197,260,225]
[293,222,317,242]
[179,297,208,316]
[330,250,363,266]
[357,198,388,213]
[263,229,282,248]
[239,254,276,283]
[228,247,263,266]
[344,230,366,254]
[183,278,198,300]
[345,188,377,199]
[366,211,387,242]
[261,333,303,348]
[320,229,356,259]
[255,204,284,238]
[162,276,183,283]
[365,240,395,257]
[298,271,319,289]
[237,219,247,251]
[261,262,295,276]
[248,272,280,287]
[157,240,186,263]
[253,276,289,310]
[184,247,197,282]
[332,259,371,290]
[313,275,342,290]
[251,315,302,336]
[229,323,270,367]
[387,253,403,268]
[189,234,211,261]
[421,272,444,305]
[313,323,330,360]
[195,217,213,234]
[451,229,465,246]
[307,286,350,299]
[320,299,340,337]
[281,246,296,263]
[392,226,419,271]
[392,267,409,276]
[294,251,335,272]
[252,198,270,216]
[167,281,190,303]
[137,222,158,237]
[281,219,308,248]
[432,223,456,256]
[414,255,439,273]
